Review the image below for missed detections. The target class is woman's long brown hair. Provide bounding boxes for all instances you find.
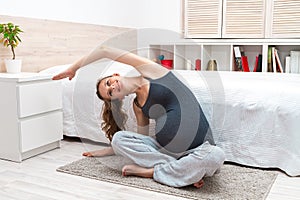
[96,77,128,141]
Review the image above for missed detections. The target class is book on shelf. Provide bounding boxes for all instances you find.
[274,48,283,73]
[285,56,291,73]
[290,51,300,74]
[268,47,273,72]
[272,47,277,72]
[241,56,250,72]
[233,46,243,71]
[233,46,250,72]
[270,46,283,73]
[254,54,262,72]
[253,56,258,72]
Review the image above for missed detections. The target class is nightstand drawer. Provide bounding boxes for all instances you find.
[18,81,62,118]
[20,111,63,152]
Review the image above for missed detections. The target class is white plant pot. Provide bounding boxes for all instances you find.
[5,59,22,73]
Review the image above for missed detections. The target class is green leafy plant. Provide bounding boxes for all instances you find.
[0,22,23,60]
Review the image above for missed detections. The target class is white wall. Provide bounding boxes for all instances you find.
[0,0,182,32]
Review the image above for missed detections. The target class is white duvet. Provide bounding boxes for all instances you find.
[40,61,300,176]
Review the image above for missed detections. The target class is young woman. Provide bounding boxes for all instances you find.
[53,46,225,188]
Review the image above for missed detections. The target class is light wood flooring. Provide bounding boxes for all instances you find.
[0,138,299,200]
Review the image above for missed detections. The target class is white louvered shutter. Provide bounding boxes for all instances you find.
[222,0,265,38]
[184,0,223,38]
[270,0,300,38]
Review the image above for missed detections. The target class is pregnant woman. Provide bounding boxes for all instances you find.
[53,46,225,188]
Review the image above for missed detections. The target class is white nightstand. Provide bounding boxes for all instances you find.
[0,72,63,162]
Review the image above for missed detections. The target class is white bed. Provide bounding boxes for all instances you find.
[40,61,300,176]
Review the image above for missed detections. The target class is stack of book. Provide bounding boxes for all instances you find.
[233,46,300,73]
[233,46,250,72]
[288,51,300,73]
[267,47,283,73]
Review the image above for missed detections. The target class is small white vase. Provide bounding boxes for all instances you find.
[5,59,22,73]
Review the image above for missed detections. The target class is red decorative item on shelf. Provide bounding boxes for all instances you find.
[161,60,173,70]
[195,59,201,71]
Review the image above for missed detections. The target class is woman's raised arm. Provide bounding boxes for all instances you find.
[52,46,168,80]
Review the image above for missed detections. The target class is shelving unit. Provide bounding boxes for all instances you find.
[148,41,300,73]
[203,44,231,71]
[173,0,300,73]
[174,45,202,70]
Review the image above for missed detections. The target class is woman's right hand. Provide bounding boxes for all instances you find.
[52,67,76,80]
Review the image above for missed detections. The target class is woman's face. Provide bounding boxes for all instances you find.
[98,74,125,101]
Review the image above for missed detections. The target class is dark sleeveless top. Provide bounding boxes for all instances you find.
[137,71,214,153]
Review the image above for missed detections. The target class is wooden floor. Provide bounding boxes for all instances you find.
[0,138,299,200]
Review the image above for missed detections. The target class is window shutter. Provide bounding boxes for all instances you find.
[184,0,223,38]
[222,0,265,38]
[271,0,300,38]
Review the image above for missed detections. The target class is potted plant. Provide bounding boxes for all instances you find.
[0,22,23,73]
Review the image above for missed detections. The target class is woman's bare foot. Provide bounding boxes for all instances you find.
[122,165,204,188]
[82,150,105,157]
[193,179,204,188]
[82,147,114,157]
[82,151,96,157]
[122,164,154,178]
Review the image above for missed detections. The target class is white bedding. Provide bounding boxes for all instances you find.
[179,71,300,177]
[40,61,300,176]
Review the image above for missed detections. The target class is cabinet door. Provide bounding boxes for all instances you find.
[268,0,300,38]
[222,0,265,38]
[184,0,223,38]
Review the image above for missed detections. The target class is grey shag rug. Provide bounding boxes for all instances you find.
[57,156,278,200]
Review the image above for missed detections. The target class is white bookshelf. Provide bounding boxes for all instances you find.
[148,40,300,73]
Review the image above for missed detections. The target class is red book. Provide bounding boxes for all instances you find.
[241,56,250,72]
[253,56,258,72]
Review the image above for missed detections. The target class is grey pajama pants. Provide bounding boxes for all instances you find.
[111,131,225,187]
